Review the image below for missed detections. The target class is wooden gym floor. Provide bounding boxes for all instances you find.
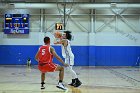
[0,65,139,93]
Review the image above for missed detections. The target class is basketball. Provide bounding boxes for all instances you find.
[54,31,62,38]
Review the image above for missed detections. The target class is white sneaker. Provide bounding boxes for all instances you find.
[56,82,68,90]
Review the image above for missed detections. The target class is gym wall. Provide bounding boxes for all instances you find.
[0,8,140,66]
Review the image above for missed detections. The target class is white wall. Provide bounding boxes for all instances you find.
[1,31,140,46]
[0,32,39,45]
[0,8,140,46]
[95,32,140,46]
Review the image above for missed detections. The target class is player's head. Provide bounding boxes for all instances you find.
[44,36,50,44]
[63,31,72,40]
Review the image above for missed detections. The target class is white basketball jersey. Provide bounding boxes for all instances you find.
[61,39,74,58]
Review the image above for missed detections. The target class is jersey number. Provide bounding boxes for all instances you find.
[42,49,46,55]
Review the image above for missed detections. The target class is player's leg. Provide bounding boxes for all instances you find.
[67,65,77,85]
[41,73,45,89]
[65,57,77,86]
[67,66,82,87]
[38,63,67,90]
[55,65,67,90]
[38,64,46,89]
[70,66,82,87]
[66,57,82,87]
[55,65,64,81]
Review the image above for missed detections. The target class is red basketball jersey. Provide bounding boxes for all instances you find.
[38,45,53,63]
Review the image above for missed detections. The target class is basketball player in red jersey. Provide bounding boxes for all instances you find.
[35,36,69,90]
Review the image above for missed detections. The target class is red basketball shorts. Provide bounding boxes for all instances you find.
[38,62,58,73]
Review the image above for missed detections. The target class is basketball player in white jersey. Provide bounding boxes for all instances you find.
[54,31,82,87]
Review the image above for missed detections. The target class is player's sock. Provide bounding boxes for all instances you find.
[59,80,62,83]
[41,81,45,84]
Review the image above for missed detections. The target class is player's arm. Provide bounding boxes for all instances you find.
[54,39,67,46]
[54,40,62,44]
[62,39,68,47]
[53,38,63,44]
[35,50,39,62]
[50,46,68,67]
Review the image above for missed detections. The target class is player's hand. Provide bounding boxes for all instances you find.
[64,63,69,67]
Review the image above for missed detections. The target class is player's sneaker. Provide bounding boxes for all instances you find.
[74,79,82,87]
[68,79,75,86]
[56,82,67,90]
[68,82,75,86]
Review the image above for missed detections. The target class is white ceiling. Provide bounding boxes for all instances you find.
[0,0,140,3]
